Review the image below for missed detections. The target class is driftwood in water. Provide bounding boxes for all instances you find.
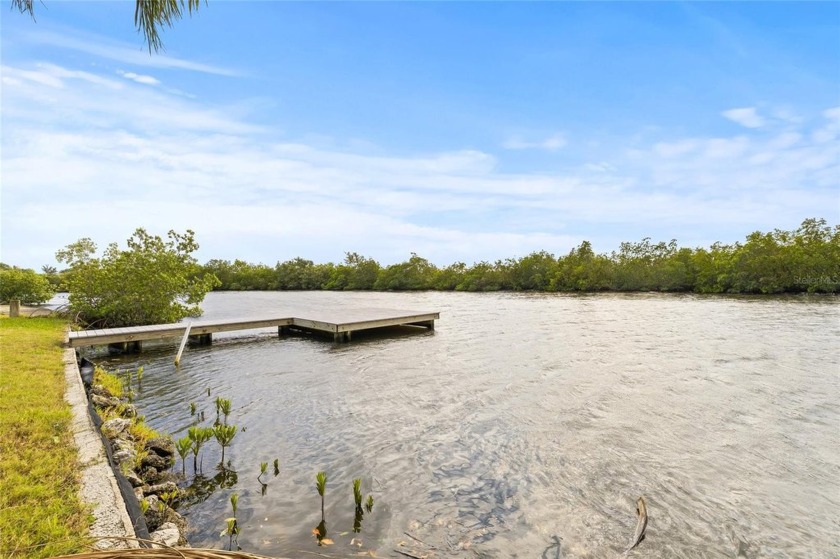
[625,496,648,552]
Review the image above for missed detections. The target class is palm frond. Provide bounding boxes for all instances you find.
[134,0,204,52]
[11,0,36,19]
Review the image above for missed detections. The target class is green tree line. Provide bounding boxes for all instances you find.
[4,219,837,309]
[202,218,839,294]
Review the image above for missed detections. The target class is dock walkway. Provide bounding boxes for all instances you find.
[67,308,439,349]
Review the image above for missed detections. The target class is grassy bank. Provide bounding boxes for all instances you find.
[0,317,91,557]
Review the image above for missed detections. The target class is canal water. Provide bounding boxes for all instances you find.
[94,291,839,558]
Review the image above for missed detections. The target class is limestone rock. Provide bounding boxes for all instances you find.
[112,448,136,468]
[143,495,164,532]
[150,522,181,548]
[91,394,122,409]
[139,466,163,485]
[146,481,179,497]
[112,438,134,453]
[140,453,169,471]
[118,404,137,418]
[165,509,189,546]
[146,437,175,458]
[101,418,131,438]
[91,384,113,398]
[124,469,144,487]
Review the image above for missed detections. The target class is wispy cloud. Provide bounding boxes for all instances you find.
[722,107,765,129]
[23,28,239,76]
[503,133,567,151]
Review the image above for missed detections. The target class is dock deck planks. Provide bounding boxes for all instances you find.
[67,308,439,348]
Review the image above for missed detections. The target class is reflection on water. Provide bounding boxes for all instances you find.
[181,469,239,508]
[94,291,840,558]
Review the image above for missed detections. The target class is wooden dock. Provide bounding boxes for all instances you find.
[67,308,439,349]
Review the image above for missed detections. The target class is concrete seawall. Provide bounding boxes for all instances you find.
[62,347,137,549]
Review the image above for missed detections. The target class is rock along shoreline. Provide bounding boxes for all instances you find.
[64,348,190,549]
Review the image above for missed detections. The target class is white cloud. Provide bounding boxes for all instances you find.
[1,62,837,269]
[503,133,567,151]
[722,107,766,128]
[118,71,160,86]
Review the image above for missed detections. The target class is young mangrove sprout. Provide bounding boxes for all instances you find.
[189,402,197,416]
[219,398,232,424]
[221,518,238,550]
[214,424,238,467]
[365,495,374,513]
[160,490,178,509]
[215,397,222,425]
[273,458,280,477]
[258,461,267,483]
[188,426,214,473]
[222,492,240,550]
[136,366,144,386]
[316,471,327,518]
[353,478,363,510]
[176,436,192,476]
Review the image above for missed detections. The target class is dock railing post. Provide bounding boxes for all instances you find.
[174,323,192,366]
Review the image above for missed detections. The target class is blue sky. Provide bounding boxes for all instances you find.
[2,2,838,269]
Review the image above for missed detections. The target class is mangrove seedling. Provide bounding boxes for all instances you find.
[353,506,363,533]
[215,397,222,424]
[365,495,374,513]
[353,478,363,509]
[188,425,214,473]
[176,436,193,476]
[222,492,240,550]
[219,398,232,424]
[258,461,267,483]
[207,387,211,397]
[136,366,144,387]
[160,490,178,509]
[214,424,238,466]
[316,471,327,518]
[221,517,239,550]
[273,458,280,477]
[189,402,197,416]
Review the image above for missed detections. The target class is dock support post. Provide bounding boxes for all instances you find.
[278,325,291,336]
[9,299,20,317]
[189,333,212,346]
[108,341,142,354]
[175,323,192,366]
[334,331,351,343]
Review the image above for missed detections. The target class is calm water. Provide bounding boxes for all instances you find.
[96,291,840,558]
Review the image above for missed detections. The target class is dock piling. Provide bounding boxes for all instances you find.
[174,323,192,366]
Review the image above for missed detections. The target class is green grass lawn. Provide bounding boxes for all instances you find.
[0,317,91,557]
